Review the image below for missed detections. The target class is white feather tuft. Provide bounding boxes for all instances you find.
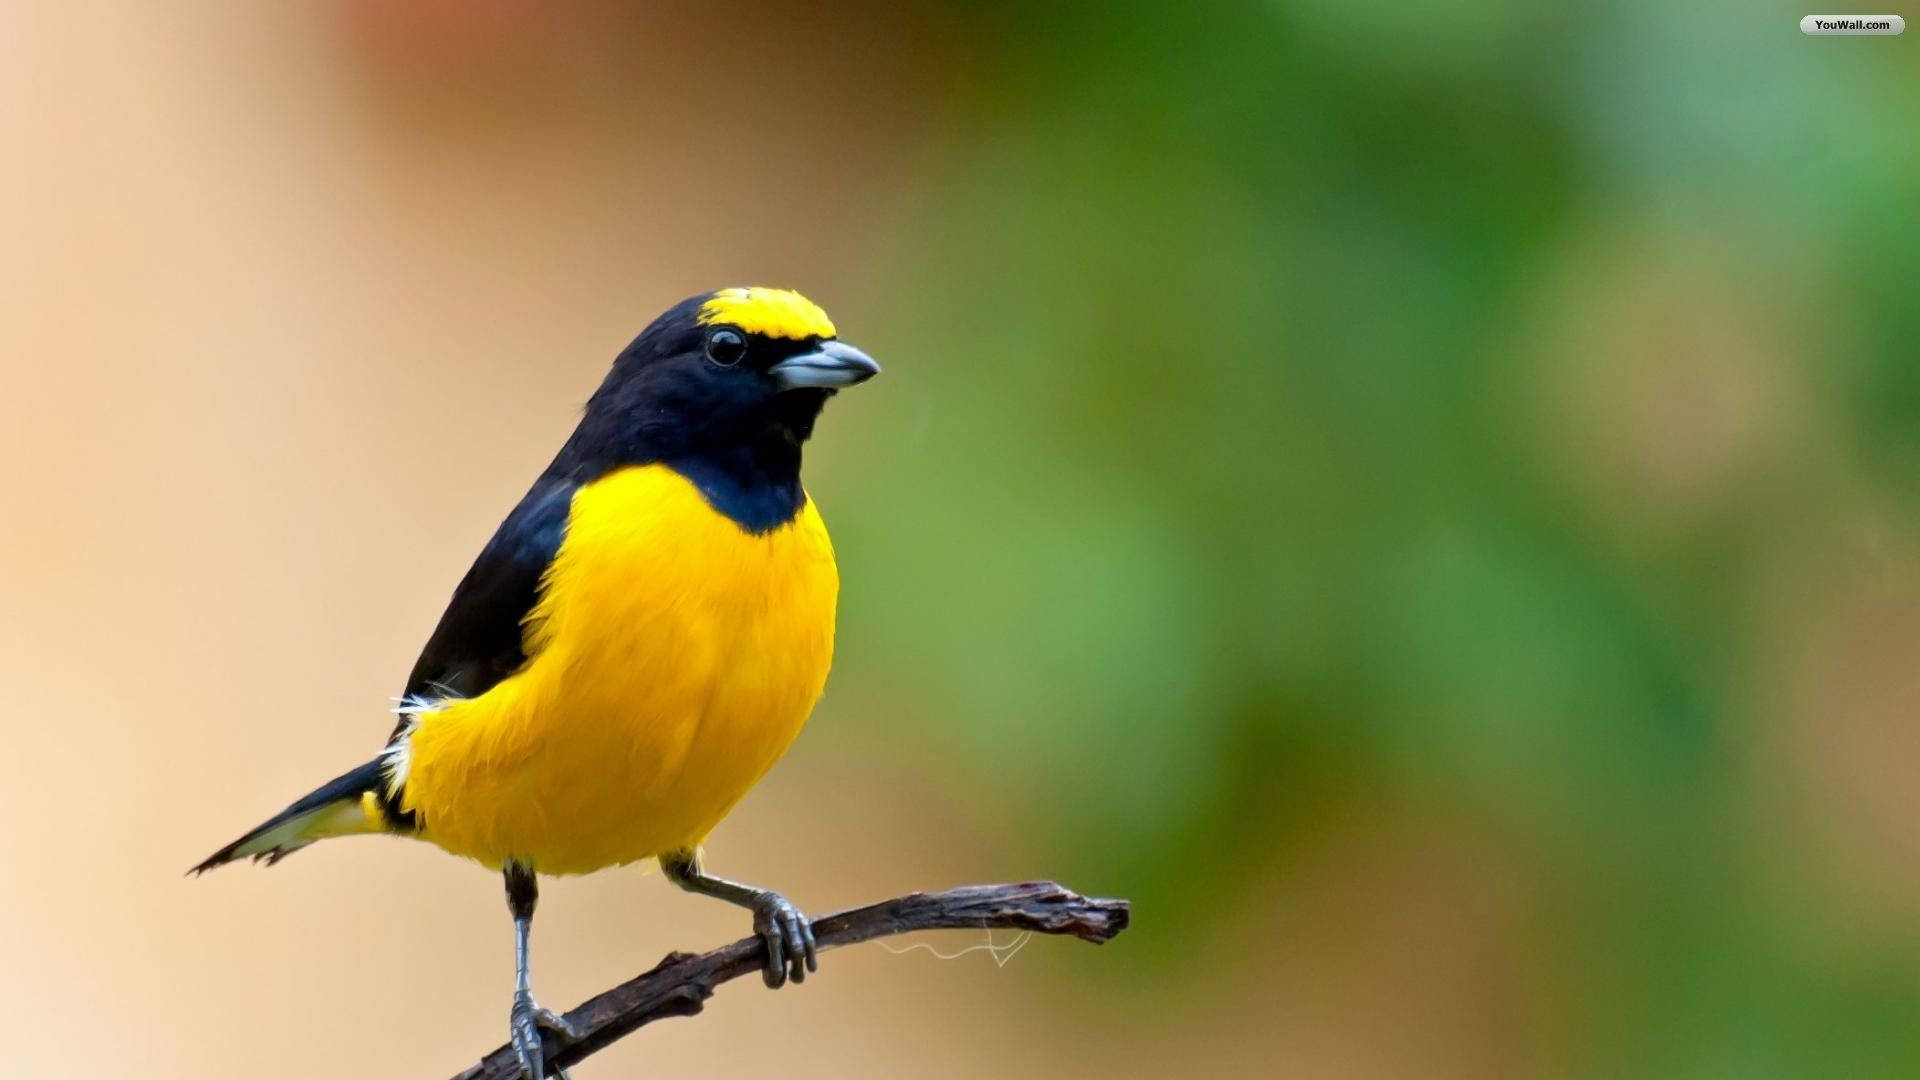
[381,693,446,795]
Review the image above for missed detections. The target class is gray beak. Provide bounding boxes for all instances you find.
[769,339,881,391]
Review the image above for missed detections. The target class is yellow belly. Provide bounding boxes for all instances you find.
[398,464,838,874]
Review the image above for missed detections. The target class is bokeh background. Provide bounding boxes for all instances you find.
[3,2,1918,1076]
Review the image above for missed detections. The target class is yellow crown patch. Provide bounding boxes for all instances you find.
[698,287,837,341]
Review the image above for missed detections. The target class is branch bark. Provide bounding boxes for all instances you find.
[449,880,1132,1080]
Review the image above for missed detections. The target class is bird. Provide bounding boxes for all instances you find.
[192,286,880,1079]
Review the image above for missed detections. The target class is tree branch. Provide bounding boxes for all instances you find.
[449,881,1131,1080]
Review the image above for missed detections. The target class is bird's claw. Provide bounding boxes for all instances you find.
[750,890,818,988]
[511,990,577,1079]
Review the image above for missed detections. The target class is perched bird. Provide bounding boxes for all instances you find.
[193,287,880,1078]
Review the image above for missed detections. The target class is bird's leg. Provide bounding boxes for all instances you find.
[504,862,578,1080]
[660,848,817,988]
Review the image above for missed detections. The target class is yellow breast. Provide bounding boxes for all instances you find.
[398,464,838,874]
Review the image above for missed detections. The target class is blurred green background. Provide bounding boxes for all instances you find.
[3,1,1918,1077]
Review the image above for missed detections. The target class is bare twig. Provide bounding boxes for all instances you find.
[449,881,1132,1080]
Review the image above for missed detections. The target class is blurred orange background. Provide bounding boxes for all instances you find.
[4,2,1919,1078]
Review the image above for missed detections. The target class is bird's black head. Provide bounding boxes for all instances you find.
[552,287,881,532]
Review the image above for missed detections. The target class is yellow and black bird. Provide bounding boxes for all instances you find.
[194,287,879,1078]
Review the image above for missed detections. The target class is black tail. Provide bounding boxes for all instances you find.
[190,759,386,874]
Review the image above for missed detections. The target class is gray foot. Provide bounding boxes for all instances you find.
[511,990,578,1079]
[751,890,819,988]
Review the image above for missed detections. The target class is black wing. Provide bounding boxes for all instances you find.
[389,477,576,739]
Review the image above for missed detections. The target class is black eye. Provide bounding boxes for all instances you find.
[704,327,747,367]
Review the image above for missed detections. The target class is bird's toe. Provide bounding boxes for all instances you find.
[511,992,574,1078]
[751,891,814,988]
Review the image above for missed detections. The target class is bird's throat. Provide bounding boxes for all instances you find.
[664,432,807,534]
